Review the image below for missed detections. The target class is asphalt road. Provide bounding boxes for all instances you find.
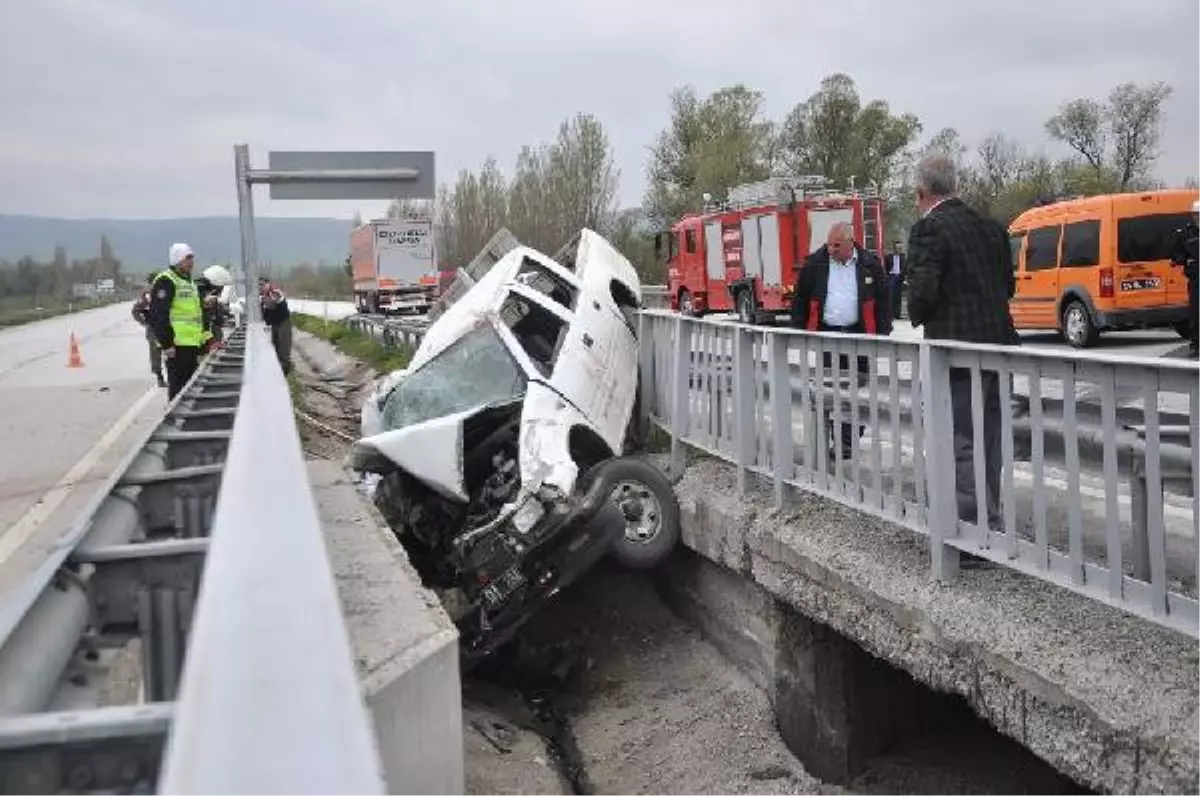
[0,303,166,603]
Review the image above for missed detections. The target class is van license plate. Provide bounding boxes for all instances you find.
[1120,277,1161,291]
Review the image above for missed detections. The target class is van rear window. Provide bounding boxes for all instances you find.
[1117,213,1192,263]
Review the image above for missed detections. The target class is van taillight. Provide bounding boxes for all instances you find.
[1099,268,1114,298]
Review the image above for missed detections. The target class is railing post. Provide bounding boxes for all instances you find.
[920,341,959,579]
[638,312,655,444]
[732,326,757,495]
[668,315,691,479]
[769,331,794,507]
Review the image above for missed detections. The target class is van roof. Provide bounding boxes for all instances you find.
[1011,188,1199,229]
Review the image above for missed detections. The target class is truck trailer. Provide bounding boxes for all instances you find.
[351,218,438,315]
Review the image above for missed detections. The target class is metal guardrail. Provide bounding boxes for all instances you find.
[638,310,1199,638]
[0,326,383,794]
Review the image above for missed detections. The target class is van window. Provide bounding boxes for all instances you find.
[1025,226,1061,271]
[1061,220,1100,268]
[1117,213,1192,263]
[1008,232,1025,272]
[685,229,697,254]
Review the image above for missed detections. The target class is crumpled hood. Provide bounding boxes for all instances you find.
[351,406,478,502]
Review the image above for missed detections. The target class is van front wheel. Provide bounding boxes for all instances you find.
[1062,301,1099,348]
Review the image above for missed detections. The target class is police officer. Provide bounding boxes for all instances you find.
[149,243,210,399]
[1171,200,1198,357]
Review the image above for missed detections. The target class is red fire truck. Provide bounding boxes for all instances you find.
[660,176,886,323]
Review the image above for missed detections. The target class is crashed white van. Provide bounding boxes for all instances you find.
[353,230,679,663]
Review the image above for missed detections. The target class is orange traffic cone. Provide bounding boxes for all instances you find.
[67,333,84,368]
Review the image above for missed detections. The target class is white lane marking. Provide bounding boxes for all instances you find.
[0,386,160,566]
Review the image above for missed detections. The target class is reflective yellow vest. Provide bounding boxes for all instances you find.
[157,268,206,348]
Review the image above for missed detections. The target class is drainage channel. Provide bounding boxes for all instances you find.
[465,561,1093,795]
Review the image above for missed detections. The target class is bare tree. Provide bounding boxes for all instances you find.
[1108,81,1173,190]
[1045,82,1173,191]
[1045,99,1107,173]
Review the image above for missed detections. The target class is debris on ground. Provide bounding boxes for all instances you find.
[474,563,834,796]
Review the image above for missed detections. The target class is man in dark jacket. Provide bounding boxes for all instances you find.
[1170,200,1198,356]
[260,278,293,374]
[906,152,1019,545]
[791,222,892,459]
[131,272,165,388]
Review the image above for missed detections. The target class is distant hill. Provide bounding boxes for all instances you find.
[0,215,355,272]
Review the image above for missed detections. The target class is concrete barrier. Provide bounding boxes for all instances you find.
[658,453,1198,794]
[309,461,464,795]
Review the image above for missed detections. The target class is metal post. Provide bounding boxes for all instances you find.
[920,342,960,579]
[234,145,260,324]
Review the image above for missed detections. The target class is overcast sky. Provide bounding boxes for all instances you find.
[1,0,1196,221]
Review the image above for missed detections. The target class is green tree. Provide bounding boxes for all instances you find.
[777,73,921,194]
[644,85,776,227]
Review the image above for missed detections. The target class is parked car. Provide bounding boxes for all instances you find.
[352,229,680,664]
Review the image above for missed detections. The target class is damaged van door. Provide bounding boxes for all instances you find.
[352,230,680,664]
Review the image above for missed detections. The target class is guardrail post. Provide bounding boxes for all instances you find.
[669,315,691,479]
[920,342,959,579]
[732,326,757,495]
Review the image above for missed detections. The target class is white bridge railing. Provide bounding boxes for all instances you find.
[638,311,1198,637]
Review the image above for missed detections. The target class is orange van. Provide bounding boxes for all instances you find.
[1008,189,1197,347]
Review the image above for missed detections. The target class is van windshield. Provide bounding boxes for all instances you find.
[1117,213,1193,263]
[381,323,527,430]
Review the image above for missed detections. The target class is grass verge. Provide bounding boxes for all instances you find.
[292,313,414,373]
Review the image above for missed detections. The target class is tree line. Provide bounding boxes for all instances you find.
[427,74,1183,282]
[0,235,125,304]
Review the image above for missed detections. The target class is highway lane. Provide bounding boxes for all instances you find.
[0,302,167,603]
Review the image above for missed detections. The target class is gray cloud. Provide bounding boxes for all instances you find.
[1,0,1195,220]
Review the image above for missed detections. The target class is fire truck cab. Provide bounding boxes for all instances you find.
[659,176,885,324]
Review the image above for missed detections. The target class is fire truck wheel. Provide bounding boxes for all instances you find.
[736,290,756,325]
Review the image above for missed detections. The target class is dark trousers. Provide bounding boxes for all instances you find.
[1188,274,1198,352]
[819,323,869,453]
[270,319,293,375]
[889,274,903,319]
[949,368,1003,528]
[166,346,201,401]
[145,327,162,377]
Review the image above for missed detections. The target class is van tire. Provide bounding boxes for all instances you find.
[606,458,681,570]
[1062,300,1099,348]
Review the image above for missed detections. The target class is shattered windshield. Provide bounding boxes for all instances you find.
[381,323,528,430]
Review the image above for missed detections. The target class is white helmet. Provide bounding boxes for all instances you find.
[202,264,233,287]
